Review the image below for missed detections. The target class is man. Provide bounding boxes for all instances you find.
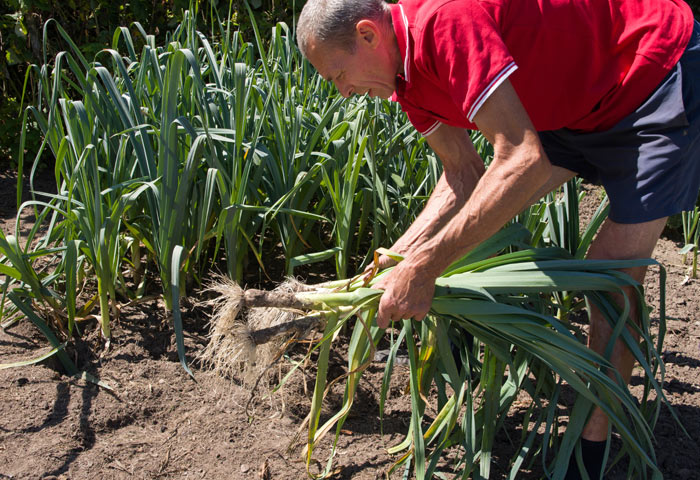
[296,0,699,478]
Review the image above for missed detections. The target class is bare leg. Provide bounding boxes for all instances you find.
[582,216,668,441]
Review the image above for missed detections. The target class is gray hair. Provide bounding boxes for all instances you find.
[296,0,390,57]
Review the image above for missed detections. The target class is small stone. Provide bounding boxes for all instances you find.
[240,464,250,473]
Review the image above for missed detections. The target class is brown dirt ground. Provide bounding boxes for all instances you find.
[1,172,699,480]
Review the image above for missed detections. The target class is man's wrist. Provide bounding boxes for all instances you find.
[408,245,447,279]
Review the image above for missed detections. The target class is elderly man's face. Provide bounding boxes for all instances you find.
[306,20,398,99]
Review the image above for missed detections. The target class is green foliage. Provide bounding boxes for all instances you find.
[680,206,700,277]
[235,230,670,479]
[0,4,681,476]
[0,96,37,168]
[0,0,299,168]
[1,8,441,376]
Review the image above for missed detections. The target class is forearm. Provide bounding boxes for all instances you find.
[391,165,482,256]
[408,79,552,276]
[411,146,550,277]
[374,79,554,327]
[390,125,485,257]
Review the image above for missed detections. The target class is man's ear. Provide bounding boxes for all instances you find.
[355,19,381,48]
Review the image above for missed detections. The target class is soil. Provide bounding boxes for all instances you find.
[1,172,699,480]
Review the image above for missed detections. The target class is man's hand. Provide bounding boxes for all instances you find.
[374,258,436,328]
[359,250,400,286]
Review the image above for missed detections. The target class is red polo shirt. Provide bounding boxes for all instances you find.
[390,0,694,135]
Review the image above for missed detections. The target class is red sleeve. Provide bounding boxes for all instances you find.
[405,109,442,136]
[390,93,443,136]
[416,0,518,122]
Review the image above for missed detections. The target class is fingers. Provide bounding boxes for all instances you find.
[376,300,395,329]
[376,310,391,329]
[371,257,434,329]
[364,254,397,273]
[376,254,398,270]
[376,290,430,329]
[360,255,397,287]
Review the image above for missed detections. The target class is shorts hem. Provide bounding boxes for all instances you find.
[608,207,679,224]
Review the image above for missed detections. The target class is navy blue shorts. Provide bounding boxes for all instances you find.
[538,20,700,224]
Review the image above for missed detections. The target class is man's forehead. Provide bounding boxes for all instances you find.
[310,57,334,81]
[307,42,342,78]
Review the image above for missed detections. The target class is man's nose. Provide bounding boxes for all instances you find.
[336,81,353,98]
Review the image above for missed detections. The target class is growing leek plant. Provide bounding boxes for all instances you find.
[0,3,679,478]
[1,6,440,371]
[205,225,669,480]
[680,206,699,278]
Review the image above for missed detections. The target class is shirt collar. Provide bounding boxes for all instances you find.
[390,3,411,100]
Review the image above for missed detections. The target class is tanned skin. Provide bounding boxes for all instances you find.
[305,14,666,444]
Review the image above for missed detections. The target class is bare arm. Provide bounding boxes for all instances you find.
[412,80,551,275]
[376,79,552,326]
[388,125,485,258]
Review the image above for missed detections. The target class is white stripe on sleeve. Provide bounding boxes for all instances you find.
[399,4,411,83]
[467,62,518,122]
[421,121,442,137]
